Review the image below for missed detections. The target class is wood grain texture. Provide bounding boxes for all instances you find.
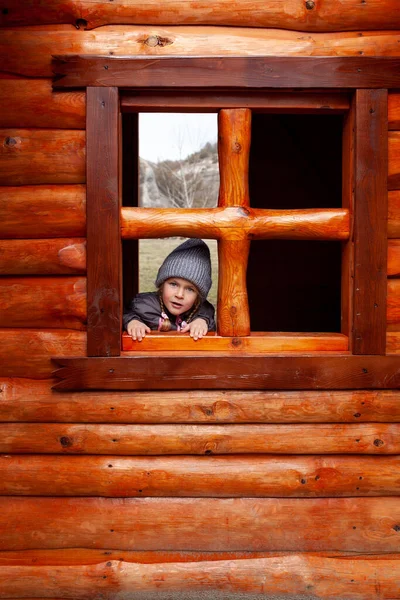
[122,332,348,352]
[389,92,400,130]
[388,279,400,330]
[4,27,400,79]
[0,129,85,186]
[3,0,400,31]
[86,87,121,357]
[121,207,350,240]
[121,91,350,113]
[3,379,400,423]
[388,190,400,238]
[217,238,250,337]
[1,496,399,551]
[0,554,400,599]
[387,331,400,354]
[218,109,251,208]
[2,454,400,497]
[53,355,400,391]
[0,330,86,379]
[388,240,400,276]
[0,185,86,239]
[0,277,86,330]
[353,89,388,354]
[2,423,400,455]
[0,239,86,275]
[0,79,85,129]
[53,56,400,89]
[389,131,400,190]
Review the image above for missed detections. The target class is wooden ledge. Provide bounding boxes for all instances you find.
[122,332,348,353]
[52,355,400,391]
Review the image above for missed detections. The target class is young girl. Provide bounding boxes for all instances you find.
[123,238,215,342]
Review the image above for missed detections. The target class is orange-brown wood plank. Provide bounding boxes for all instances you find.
[121,207,350,241]
[353,89,388,354]
[0,277,86,330]
[1,497,400,552]
[389,92,400,130]
[388,240,400,276]
[389,131,400,190]
[2,454,400,497]
[121,91,350,113]
[4,27,400,79]
[2,423,400,455]
[387,279,400,330]
[0,129,85,186]
[0,79,85,129]
[122,332,348,352]
[0,239,86,275]
[86,87,121,357]
[0,185,86,239]
[3,0,400,30]
[1,554,400,599]
[388,190,400,238]
[0,330,86,379]
[2,379,400,423]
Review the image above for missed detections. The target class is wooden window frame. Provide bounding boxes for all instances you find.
[52,56,398,390]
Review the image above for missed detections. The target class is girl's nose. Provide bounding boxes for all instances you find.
[175,287,184,298]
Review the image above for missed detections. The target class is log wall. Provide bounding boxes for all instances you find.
[1,4,400,598]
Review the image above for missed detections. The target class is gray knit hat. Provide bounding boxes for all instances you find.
[155,238,212,299]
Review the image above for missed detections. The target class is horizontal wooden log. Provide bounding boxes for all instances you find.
[0,129,85,186]
[2,379,400,423]
[389,92,400,130]
[0,185,86,239]
[0,78,85,129]
[388,240,400,276]
[387,331,400,354]
[0,554,400,600]
[122,332,348,352]
[2,455,400,497]
[1,497,400,551]
[0,239,86,275]
[54,56,400,89]
[0,277,86,330]
[121,91,350,113]
[388,190,400,238]
[387,279,400,330]
[53,355,400,391]
[121,207,350,241]
[1,423,400,455]
[389,131,400,190]
[0,330,86,379]
[4,27,400,79]
[3,0,400,31]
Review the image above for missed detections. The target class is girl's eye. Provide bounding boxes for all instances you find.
[169,281,177,287]
[186,287,195,293]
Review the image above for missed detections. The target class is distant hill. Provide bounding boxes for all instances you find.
[139,142,219,208]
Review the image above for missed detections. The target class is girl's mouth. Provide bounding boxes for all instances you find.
[171,302,182,308]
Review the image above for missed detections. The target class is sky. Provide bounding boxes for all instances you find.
[139,113,218,163]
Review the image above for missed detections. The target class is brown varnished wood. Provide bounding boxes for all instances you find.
[3,379,400,423]
[86,87,121,357]
[4,0,400,31]
[1,496,399,552]
[53,56,400,89]
[387,331,400,354]
[121,91,350,113]
[353,89,388,354]
[121,207,350,240]
[1,554,400,599]
[0,78,85,129]
[0,277,86,330]
[0,330,86,379]
[122,332,348,352]
[388,190,400,238]
[218,109,251,208]
[387,279,400,330]
[0,185,86,239]
[388,240,400,276]
[5,28,400,79]
[2,455,400,497]
[217,238,250,337]
[2,423,400,455]
[0,239,86,275]
[0,129,85,185]
[52,355,400,391]
[389,131,400,190]
[389,92,400,130]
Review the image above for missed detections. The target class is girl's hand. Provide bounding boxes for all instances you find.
[127,319,151,342]
[181,318,208,341]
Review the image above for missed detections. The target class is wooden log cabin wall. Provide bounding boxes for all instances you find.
[1,2,400,598]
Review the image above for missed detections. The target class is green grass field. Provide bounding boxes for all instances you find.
[139,238,218,309]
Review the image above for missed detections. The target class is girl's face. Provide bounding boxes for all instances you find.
[161,277,198,316]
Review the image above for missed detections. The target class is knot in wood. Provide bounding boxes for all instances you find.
[373,438,384,447]
[4,136,17,147]
[231,338,242,348]
[233,141,242,153]
[60,436,72,447]
[305,0,315,8]
[144,35,172,48]
[75,18,88,29]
